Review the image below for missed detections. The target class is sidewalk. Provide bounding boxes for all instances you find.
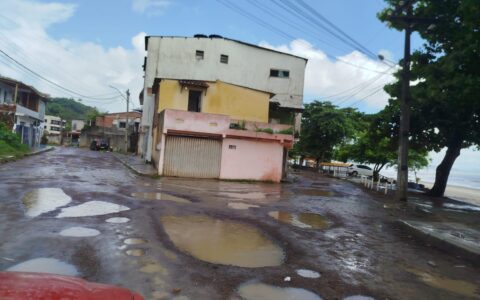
[113,153,157,177]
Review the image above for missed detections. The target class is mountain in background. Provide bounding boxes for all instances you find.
[45,98,100,121]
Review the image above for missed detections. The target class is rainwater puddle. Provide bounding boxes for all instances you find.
[238,282,322,300]
[219,192,266,200]
[105,217,130,223]
[161,215,284,267]
[296,269,321,278]
[59,226,100,237]
[56,201,130,218]
[298,188,333,197]
[131,192,191,203]
[227,202,260,210]
[126,249,145,257]
[268,211,329,229]
[7,258,78,276]
[124,238,146,245]
[22,188,72,217]
[404,267,480,298]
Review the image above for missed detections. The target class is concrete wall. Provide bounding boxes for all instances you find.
[145,36,306,110]
[157,80,270,123]
[220,138,284,182]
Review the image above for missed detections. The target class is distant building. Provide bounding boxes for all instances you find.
[71,119,85,132]
[0,75,48,148]
[139,35,307,182]
[44,115,66,135]
[96,112,141,132]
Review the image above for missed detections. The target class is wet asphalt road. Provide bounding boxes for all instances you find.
[0,148,479,300]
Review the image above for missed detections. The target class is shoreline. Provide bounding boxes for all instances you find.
[422,182,480,206]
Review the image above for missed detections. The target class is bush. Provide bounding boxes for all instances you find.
[255,128,274,134]
[278,127,293,135]
[0,122,28,156]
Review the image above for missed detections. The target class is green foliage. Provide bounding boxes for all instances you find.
[379,0,480,196]
[278,127,293,135]
[46,98,100,122]
[256,127,274,134]
[296,101,366,164]
[0,122,28,156]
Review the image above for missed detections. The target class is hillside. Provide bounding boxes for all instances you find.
[45,98,98,121]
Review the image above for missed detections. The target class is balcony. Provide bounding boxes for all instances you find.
[16,104,40,120]
[159,109,294,148]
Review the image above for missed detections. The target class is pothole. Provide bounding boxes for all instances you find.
[131,192,191,203]
[59,226,100,237]
[22,188,72,217]
[56,201,130,218]
[298,188,333,197]
[268,211,329,229]
[237,282,322,300]
[105,217,130,223]
[161,215,284,267]
[6,258,78,276]
[124,238,147,245]
[227,202,260,210]
[126,249,145,257]
[296,269,321,278]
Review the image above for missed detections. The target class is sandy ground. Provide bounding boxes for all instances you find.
[422,182,480,206]
[1,148,479,300]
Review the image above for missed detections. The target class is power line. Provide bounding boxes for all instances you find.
[0,48,120,101]
[218,0,394,75]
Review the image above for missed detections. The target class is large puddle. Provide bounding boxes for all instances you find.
[298,188,333,197]
[131,192,191,203]
[268,211,329,229]
[22,188,72,217]
[238,282,322,300]
[161,215,284,267]
[296,269,321,278]
[227,202,260,210]
[405,266,480,298]
[59,226,100,237]
[105,217,130,223]
[56,201,130,218]
[7,258,78,276]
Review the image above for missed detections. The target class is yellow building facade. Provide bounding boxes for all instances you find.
[156,79,270,123]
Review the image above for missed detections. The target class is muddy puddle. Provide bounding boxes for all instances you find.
[131,192,191,203]
[238,282,322,300]
[56,201,130,218]
[22,188,72,217]
[227,202,260,210]
[298,188,333,197]
[124,238,146,245]
[161,215,284,267]
[296,269,321,278]
[7,258,78,276]
[219,192,267,200]
[404,266,480,298]
[126,249,145,256]
[59,226,100,237]
[268,211,329,229]
[105,217,130,223]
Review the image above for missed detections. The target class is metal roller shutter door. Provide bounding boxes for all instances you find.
[163,135,222,178]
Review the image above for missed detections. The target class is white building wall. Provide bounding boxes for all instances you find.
[145,37,306,109]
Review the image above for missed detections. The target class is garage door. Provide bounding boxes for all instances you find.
[163,135,222,178]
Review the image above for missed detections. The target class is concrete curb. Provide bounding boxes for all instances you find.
[25,146,55,157]
[113,154,158,178]
[397,219,480,266]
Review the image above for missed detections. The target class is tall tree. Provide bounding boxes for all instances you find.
[379,0,480,196]
[297,101,364,167]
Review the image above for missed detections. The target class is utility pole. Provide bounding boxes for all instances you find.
[397,2,412,201]
[125,89,130,154]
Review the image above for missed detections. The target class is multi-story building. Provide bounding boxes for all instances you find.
[44,115,66,135]
[139,35,307,182]
[0,75,48,148]
[96,112,141,132]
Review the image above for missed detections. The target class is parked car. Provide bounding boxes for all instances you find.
[90,140,110,151]
[348,164,374,177]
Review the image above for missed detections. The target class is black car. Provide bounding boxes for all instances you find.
[90,140,110,151]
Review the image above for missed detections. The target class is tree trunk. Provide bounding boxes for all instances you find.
[428,141,462,197]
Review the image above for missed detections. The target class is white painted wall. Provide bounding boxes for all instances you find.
[144,37,307,109]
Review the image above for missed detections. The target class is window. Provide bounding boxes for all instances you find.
[195,50,204,60]
[188,90,202,112]
[220,54,228,64]
[270,69,290,78]
[119,122,126,128]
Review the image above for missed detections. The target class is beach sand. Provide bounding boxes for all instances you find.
[423,182,480,206]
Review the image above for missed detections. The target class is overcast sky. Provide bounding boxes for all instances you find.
[1,0,478,174]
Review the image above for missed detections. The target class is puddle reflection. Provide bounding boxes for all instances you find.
[268,211,329,229]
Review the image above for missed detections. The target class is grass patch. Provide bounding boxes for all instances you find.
[0,123,29,157]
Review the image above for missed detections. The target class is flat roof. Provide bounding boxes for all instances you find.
[144,35,308,62]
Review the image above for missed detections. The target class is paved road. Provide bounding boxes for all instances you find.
[0,148,479,299]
